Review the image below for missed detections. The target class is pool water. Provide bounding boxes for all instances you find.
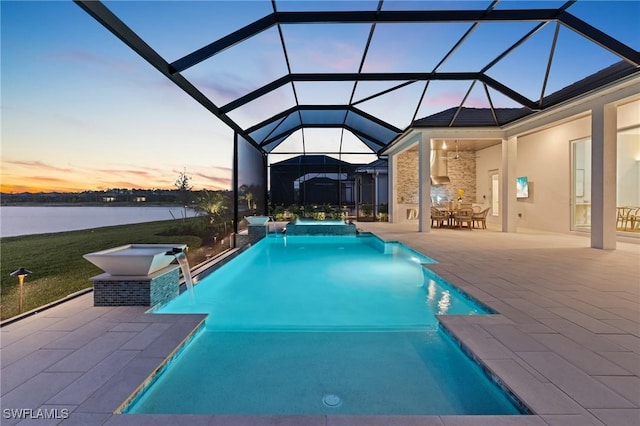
[126,234,522,415]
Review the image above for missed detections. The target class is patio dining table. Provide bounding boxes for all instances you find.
[435,207,474,229]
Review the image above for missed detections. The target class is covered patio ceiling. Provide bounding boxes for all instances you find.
[75,0,639,163]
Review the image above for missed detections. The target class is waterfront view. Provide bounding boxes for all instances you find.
[0,206,197,238]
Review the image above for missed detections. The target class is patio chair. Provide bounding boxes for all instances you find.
[430,207,448,228]
[453,208,473,230]
[617,207,632,230]
[472,207,490,229]
[628,207,640,231]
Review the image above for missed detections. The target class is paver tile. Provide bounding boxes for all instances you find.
[602,318,640,336]
[43,308,112,332]
[603,334,640,353]
[517,352,635,409]
[1,349,73,394]
[1,316,66,341]
[589,408,640,426]
[329,415,444,425]
[47,350,139,405]
[482,359,583,414]
[540,413,605,425]
[1,332,69,367]
[594,376,640,407]
[48,331,138,372]
[104,413,214,425]
[549,308,624,334]
[42,318,121,350]
[440,415,546,425]
[75,356,166,414]
[482,325,548,352]
[598,351,640,376]
[110,322,150,332]
[55,412,112,426]
[119,322,172,351]
[137,318,204,359]
[530,333,630,375]
[536,318,629,352]
[1,372,82,411]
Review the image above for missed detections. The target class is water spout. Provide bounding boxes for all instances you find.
[166,248,195,303]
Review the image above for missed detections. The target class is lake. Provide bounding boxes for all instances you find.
[0,206,198,238]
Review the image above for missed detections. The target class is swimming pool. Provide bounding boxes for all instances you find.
[125,234,523,415]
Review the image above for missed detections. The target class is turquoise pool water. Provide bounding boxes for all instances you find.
[126,234,522,415]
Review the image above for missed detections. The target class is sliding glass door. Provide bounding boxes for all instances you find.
[571,138,591,230]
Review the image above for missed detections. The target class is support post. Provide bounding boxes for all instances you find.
[418,135,432,232]
[591,103,617,249]
[501,137,518,232]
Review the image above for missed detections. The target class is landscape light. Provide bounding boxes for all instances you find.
[10,267,33,314]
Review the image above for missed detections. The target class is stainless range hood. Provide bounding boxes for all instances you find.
[430,149,450,185]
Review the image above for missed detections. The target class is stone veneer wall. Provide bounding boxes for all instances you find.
[92,266,180,307]
[395,145,477,204]
[396,146,419,204]
[285,223,357,235]
[432,151,477,203]
[234,225,268,248]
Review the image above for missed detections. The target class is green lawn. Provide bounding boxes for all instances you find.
[0,219,205,320]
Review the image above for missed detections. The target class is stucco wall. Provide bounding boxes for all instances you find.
[475,144,502,226]
[475,116,592,232]
[618,100,640,128]
[518,116,591,232]
[475,102,640,234]
[617,132,640,206]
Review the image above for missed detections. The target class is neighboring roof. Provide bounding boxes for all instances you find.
[75,1,640,161]
[270,154,353,167]
[355,158,388,173]
[413,107,530,127]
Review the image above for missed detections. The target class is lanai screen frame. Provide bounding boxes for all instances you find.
[73,0,640,232]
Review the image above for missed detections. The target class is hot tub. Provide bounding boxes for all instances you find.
[286,218,356,236]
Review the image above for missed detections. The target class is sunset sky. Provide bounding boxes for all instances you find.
[2,0,235,193]
[1,0,637,193]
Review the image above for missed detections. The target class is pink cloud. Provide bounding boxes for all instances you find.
[304,40,362,72]
[463,94,490,108]
[6,160,73,172]
[193,172,232,188]
[422,90,466,107]
[44,50,136,73]
[29,176,68,183]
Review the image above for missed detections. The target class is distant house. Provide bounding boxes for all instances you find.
[133,196,146,202]
[102,196,116,202]
[354,158,388,216]
[270,155,360,207]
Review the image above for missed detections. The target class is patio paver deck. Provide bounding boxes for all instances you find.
[1,224,638,425]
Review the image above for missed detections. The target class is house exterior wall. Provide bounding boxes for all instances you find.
[387,86,639,241]
[517,116,591,233]
[475,99,640,234]
[475,144,502,226]
[395,146,419,222]
[396,146,419,205]
[475,116,590,233]
[442,151,477,203]
[617,132,640,206]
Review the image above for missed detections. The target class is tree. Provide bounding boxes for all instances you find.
[195,190,232,237]
[238,184,256,212]
[174,168,193,219]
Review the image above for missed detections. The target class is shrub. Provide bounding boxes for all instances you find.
[360,204,373,217]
